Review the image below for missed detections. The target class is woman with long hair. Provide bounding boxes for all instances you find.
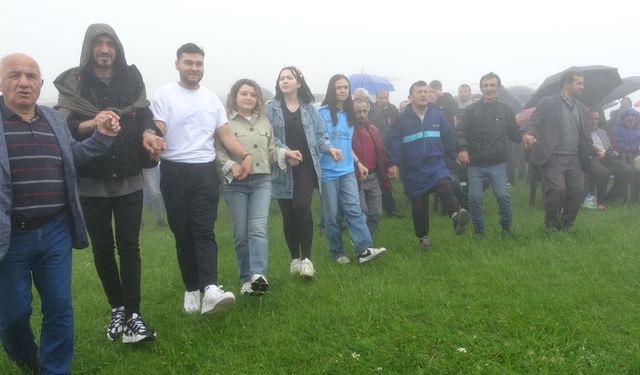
[265,67,338,278]
[318,74,387,264]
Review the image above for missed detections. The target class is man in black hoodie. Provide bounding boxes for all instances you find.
[55,23,157,344]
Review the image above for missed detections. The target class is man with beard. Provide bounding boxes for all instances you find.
[55,23,158,343]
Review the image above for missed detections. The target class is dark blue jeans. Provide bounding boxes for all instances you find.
[0,212,74,375]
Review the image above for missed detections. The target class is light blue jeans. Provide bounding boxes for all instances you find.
[467,163,513,231]
[223,174,272,283]
[321,172,373,258]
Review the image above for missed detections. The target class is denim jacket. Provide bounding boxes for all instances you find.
[0,104,114,261]
[265,99,332,199]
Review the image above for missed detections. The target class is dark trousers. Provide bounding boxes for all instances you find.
[381,188,397,214]
[81,190,143,317]
[161,160,220,291]
[540,154,584,228]
[278,163,316,260]
[589,158,633,204]
[410,177,459,238]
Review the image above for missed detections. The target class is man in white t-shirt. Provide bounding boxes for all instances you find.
[143,43,253,315]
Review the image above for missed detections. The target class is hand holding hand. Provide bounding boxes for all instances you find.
[94,111,121,136]
[522,134,536,150]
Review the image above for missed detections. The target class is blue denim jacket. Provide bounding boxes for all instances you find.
[0,104,114,261]
[265,99,332,199]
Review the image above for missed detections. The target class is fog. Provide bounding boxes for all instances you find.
[2,0,639,106]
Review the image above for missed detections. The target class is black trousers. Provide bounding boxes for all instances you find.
[80,190,143,317]
[589,158,633,204]
[278,162,316,260]
[161,160,220,291]
[410,177,460,238]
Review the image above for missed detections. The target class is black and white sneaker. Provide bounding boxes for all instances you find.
[122,313,156,344]
[106,306,125,341]
[358,247,387,264]
[250,274,269,294]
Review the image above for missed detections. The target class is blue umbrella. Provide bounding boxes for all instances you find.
[349,73,394,94]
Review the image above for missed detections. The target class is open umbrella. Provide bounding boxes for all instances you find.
[499,86,523,113]
[600,76,640,105]
[524,65,622,109]
[349,73,394,94]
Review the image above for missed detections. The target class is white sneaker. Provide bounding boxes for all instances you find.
[290,258,302,274]
[335,255,350,264]
[201,285,236,314]
[183,290,201,314]
[299,258,315,278]
[358,247,387,264]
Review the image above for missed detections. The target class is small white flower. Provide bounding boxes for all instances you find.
[376,367,383,372]
[457,347,467,353]
[351,352,360,360]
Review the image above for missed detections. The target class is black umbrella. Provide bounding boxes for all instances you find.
[499,86,523,113]
[524,65,623,109]
[600,76,640,105]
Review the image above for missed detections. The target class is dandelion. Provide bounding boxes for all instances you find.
[457,347,467,353]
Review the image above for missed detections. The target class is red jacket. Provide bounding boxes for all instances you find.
[352,120,391,190]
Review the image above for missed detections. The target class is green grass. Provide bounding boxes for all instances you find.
[2,180,640,374]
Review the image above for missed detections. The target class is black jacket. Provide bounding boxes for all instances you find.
[67,67,154,180]
[457,99,521,166]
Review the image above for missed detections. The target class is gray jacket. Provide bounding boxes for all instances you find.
[265,100,332,199]
[0,104,114,261]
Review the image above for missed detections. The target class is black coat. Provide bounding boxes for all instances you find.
[456,99,521,166]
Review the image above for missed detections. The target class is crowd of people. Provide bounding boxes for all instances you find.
[1,23,639,374]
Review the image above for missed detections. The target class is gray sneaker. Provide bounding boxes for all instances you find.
[335,255,350,264]
[419,236,432,250]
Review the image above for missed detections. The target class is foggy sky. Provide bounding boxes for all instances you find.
[3,0,639,105]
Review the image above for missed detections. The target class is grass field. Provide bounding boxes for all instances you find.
[2,180,640,374]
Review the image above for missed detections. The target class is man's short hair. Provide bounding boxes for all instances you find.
[410,80,429,95]
[176,43,205,59]
[429,80,442,90]
[354,88,370,98]
[353,98,370,108]
[479,72,502,88]
[459,83,471,91]
[561,69,583,86]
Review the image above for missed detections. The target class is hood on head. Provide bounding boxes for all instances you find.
[79,23,127,70]
[616,107,640,127]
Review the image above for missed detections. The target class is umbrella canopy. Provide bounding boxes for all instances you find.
[349,73,394,94]
[524,65,622,109]
[499,86,523,113]
[600,76,640,105]
[506,85,535,107]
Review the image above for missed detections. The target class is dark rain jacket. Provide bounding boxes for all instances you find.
[54,23,156,181]
[456,99,521,166]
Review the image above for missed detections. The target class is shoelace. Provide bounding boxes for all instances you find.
[127,315,149,334]
[108,309,125,331]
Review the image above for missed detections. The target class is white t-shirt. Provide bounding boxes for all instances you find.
[151,82,227,163]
